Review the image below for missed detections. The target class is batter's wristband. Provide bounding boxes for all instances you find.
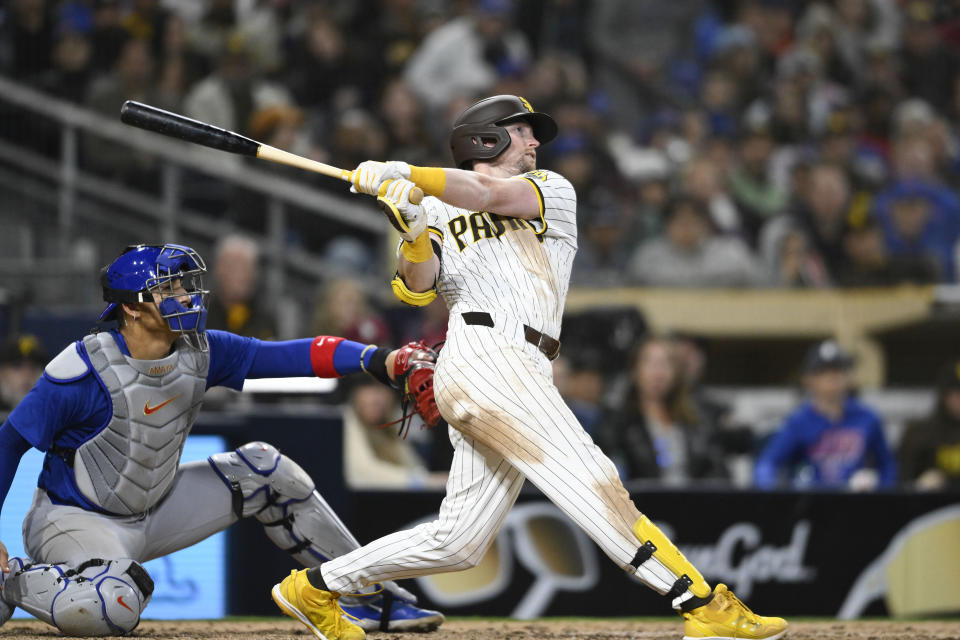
[401,233,433,263]
[365,347,393,387]
[409,166,446,197]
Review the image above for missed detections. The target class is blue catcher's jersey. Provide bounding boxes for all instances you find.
[5,329,260,511]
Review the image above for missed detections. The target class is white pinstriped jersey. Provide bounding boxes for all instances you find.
[424,169,577,339]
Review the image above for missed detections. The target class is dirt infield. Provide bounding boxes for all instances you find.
[3,619,960,639]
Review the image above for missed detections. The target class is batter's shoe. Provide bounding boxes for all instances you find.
[340,592,445,632]
[682,583,788,640]
[271,569,365,640]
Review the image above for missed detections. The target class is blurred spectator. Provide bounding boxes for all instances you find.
[248,104,310,167]
[4,0,55,82]
[404,0,532,112]
[767,225,831,288]
[84,38,168,187]
[205,234,276,339]
[284,8,370,114]
[872,176,960,281]
[796,3,857,87]
[627,196,764,287]
[898,359,960,490]
[123,0,175,62]
[378,78,433,165]
[329,108,389,171]
[727,125,788,243]
[571,193,631,287]
[682,156,742,235]
[343,377,446,490]
[184,0,236,65]
[831,0,902,85]
[524,52,590,108]
[0,335,48,411]
[523,0,592,56]
[708,24,763,109]
[754,340,897,490]
[622,176,669,249]
[183,32,292,134]
[900,0,959,113]
[818,108,888,190]
[589,0,702,132]
[761,163,853,283]
[234,0,288,76]
[699,69,740,139]
[313,278,391,346]
[597,336,728,484]
[672,332,755,455]
[36,29,92,103]
[563,349,606,437]
[837,218,939,286]
[88,0,129,74]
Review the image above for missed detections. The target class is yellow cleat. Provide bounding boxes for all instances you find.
[682,584,788,640]
[271,569,365,640]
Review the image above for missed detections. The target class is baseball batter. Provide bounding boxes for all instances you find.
[0,243,443,636]
[271,96,788,640]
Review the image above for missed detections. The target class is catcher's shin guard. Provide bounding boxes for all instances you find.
[208,442,418,603]
[2,557,153,636]
[631,516,713,611]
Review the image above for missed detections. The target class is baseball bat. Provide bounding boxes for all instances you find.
[119,101,422,202]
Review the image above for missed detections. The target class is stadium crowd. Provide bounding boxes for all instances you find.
[3,0,960,286]
[3,0,960,491]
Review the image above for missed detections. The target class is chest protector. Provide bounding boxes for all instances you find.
[73,332,209,516]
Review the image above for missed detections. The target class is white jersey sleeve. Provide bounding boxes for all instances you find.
[512,169,578,249]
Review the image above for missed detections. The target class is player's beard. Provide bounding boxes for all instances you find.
[518,153,536,173]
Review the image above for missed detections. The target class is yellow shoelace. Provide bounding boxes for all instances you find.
[721,588,761,624]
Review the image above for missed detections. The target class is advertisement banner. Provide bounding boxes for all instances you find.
[346,488,960,618]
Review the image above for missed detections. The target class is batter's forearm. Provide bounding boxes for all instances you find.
[398,254,440,292]
[413,167,540,219]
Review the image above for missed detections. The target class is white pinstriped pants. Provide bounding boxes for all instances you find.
[322,313,658,593]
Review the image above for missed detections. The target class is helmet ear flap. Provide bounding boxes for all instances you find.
[450,124,511,169]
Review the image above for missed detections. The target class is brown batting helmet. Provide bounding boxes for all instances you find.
[449,95,558,169]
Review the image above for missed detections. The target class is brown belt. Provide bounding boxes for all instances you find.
[461,312,561,361]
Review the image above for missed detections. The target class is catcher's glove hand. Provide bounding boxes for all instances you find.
[390,341,442,437]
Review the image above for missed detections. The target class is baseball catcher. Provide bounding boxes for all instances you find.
[269,96,789,640]
[0,243,443,636]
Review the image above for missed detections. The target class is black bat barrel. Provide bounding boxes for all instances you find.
[120,101,260,157]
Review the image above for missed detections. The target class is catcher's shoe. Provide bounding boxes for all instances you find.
[0,558,26,627]
[271,569,365,640]
[340,593,445,632]
[682,584,787,640]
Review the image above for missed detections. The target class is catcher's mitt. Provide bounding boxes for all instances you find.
[389,341,443,437]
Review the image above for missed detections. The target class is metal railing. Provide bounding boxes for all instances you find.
[0,74,388,309]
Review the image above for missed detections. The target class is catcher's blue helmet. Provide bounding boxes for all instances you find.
[99,244,209,350]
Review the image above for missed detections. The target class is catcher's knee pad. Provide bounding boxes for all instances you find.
[208,441,356,566]
[631,516,712,610]
[3,557,153,636]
